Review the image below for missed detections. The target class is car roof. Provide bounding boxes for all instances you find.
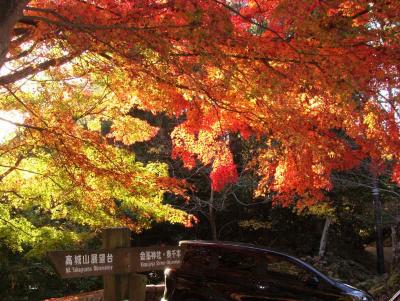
[179,240,336,286]
[389,290,400,301]
[179,240,317,263]
[180,240,284,254]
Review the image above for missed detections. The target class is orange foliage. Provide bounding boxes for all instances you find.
[2,0,400,206]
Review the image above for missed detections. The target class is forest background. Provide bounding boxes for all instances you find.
[0,0,400,300]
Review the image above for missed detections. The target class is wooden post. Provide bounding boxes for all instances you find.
[129,273,147,301]
[103,228,131,301]
[48,229,180,301]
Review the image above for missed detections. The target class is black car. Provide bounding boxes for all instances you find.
[162,240,374,301]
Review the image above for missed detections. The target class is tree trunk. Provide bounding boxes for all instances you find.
[391,222,400,270]
[209,189,218,241]
[372,172,385,274]
[318,216,332,258]
[0,0,29,69]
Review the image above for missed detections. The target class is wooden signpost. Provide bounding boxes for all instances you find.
[48,246,184,279]
[47,228,185,301]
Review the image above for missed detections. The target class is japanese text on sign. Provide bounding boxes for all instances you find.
[138,247,182,270]
[48,246,184,278]
[64,253,113,275]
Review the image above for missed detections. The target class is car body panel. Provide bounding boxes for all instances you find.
[163,241,374,301]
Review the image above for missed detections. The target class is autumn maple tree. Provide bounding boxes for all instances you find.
[0,0,399,250]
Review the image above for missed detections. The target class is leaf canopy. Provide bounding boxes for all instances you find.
[0,0,399,221]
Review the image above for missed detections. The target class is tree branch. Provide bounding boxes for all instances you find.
[20,13,193,32]
[0,0,30,68]
[0,53,77,85]
[0,116,45,131]
[6,41,37,62]
[0,155,24,181]
[0,163,64,189]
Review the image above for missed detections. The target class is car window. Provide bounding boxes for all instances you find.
[182,247,214,268]
[217,251,258,272]
[266,254,314,282]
